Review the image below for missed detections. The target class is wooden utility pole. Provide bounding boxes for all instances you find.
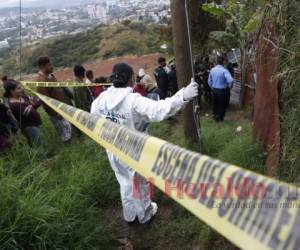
[170,0,197,141]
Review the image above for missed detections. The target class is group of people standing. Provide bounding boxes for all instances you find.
[194,54,234,122]
[133,57,179,102]
[0,57,106,151]
[0,56,180,152]
[0,54,234,153]
[89,56,233,225]
[137,54,235,123]
[35,57,106,144]
[0,55,199,226]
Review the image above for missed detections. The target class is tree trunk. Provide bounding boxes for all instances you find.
[189,0,225,54]
[170,0,197,141]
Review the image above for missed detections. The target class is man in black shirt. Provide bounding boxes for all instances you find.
[154,57,170,100]
[168,63,179,96]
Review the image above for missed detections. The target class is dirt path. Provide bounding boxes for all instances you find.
[102,198,175,250]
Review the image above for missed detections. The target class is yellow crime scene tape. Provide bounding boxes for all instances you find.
[28,87,300,250]
[21,81,112,88]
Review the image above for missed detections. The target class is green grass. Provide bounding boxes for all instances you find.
[202,118,265,173]
[150,116,265,173]
[0,111,118,249]
[0,110,264,249]
[146,115,265,249]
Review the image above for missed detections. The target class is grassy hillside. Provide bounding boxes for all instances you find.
[0,21,164,77]
[0,109,265,249]
[0,111,118,248]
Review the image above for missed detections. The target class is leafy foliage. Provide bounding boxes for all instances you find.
[188,0,225,54]
[202,2,229,18]
[277,0,300,182]
[202,0,266,51]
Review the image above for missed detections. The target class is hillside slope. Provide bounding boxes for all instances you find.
[0,21,164,77]
[54,54,161,81]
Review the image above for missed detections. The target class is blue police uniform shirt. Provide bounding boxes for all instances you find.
[208,65,234,89]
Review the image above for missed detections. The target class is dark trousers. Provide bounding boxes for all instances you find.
[204,83,212,104]
[212,88,231,122]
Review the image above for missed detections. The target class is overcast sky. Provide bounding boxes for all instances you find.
[0,0,104,8]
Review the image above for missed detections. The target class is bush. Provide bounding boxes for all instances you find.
[129,22,147,33]
[278,0,300,182]
[118,38,142,55]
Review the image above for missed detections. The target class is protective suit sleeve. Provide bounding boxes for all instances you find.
[132,88,188,122]
[90,101,100,116]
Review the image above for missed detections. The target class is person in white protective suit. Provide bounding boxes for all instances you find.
[91,63,199,224]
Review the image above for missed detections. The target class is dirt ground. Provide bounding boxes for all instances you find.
[103,200,175,250]
[54,53,161,81]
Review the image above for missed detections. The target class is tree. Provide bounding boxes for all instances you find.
[202,1,265,48]
[189,0,225,55]
[170,0,197,142]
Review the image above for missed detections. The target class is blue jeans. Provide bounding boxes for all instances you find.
[147,92,160,101]
[22,126,42,147]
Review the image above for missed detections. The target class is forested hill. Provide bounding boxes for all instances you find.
[0,21,165,77]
